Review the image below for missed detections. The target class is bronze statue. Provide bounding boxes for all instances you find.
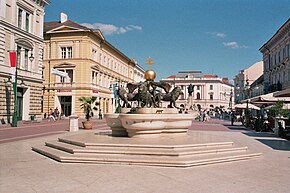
[115,57,183,110]
[188,84,194,96]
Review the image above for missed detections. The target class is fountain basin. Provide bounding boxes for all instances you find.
[119,113,195,138]
[104,114,128,137]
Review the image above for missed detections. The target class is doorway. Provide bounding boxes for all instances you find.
[17,88,24,120]
[60,96,72,117]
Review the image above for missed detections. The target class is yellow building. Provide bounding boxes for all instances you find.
[43,14,135,117]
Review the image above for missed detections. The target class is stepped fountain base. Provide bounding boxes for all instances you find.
[32,131,261,167]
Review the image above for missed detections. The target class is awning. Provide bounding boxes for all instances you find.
[264,103,290,110]
[273,88,290,97]
[234,103,260,110]
[241,92,290,104]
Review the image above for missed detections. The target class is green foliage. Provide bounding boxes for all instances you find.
[269,101,289,118]
[79,96,99,121]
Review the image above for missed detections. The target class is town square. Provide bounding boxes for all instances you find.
[0,0,290,192]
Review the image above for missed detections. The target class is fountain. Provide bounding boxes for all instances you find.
[32,57,261,167]
[105,57,196,138]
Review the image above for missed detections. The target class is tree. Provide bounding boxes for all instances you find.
[269,101,289,118]
[79,96,99,121]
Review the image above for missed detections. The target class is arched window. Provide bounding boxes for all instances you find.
[196,92,201,100]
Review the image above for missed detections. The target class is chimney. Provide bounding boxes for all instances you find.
[60,12,68,23]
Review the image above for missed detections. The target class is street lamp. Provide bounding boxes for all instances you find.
[245,79,250,127]
[229,88,233,110]
[109,80,121,113]
[8,50,34,127]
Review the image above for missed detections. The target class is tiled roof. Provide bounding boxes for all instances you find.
[204,74,218,78]
[167,75,176,78]
[44,20,90,32]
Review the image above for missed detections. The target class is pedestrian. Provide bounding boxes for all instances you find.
[99,109,103,119]
[48,108,56,121]
[54,107,59,120]
[231,111,235,126]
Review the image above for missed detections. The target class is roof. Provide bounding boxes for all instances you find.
[167,75,176,78]
[44,20,90,33]
[259,18,290,51]
[204,74,218,78]
[44,19,133,62]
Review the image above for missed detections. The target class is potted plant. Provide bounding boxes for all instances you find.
[79,96,99,129]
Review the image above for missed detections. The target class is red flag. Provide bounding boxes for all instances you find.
[9,52,16,67]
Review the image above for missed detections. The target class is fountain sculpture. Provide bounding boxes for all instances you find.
[105,57,196,138]
[32,57,261,168]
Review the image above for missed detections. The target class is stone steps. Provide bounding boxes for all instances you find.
[32,145,261,167]
[44,140,248,156]
[32,133,262,167]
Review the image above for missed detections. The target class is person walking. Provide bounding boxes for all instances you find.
[48,108,56,121]
[54,107,60,120]
[231,111,236,126]
[99,109,103,119]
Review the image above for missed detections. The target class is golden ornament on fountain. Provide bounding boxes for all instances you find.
[144,69,156,81]
[144,56,156,81]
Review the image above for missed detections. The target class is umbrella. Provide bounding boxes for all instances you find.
[264,103,290,110]
[234,103,260,110]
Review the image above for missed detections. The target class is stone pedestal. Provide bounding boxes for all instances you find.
[69,115,79,132]
[104,114,128,137]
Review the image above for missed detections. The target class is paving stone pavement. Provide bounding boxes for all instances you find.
[1,118,290,193]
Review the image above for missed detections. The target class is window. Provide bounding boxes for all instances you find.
[18,9,22,28]
[24,49,28,70]
[61,47,72,59]
[196,92,201,100]
[67,47,72,58]
[59,69,73,83]
[92,49,97,60]
[210,94,213,100]
[210,85,213,90]
[197,85,200,90]
[25,13,29,32]
[61,48,66,59]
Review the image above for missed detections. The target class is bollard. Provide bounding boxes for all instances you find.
[69,115,79,132]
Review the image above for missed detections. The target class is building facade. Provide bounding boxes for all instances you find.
[160,71,234,110]
[133,62,145,83]
[0,0,49,123]
[43,14,136,117]
[259,19,290,94]
[234,61,263,103]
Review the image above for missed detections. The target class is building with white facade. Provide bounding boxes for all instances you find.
[160,71,234,110]
[234,61,263,103]
[133,62,145,83]
[259,18,290,94]
[0,0,49,123]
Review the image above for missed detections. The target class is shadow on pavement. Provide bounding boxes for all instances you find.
[255,139,290,151]
[223,124,251,132]
[242,131,290,151]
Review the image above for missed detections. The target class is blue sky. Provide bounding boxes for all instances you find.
[45,0,290,81]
